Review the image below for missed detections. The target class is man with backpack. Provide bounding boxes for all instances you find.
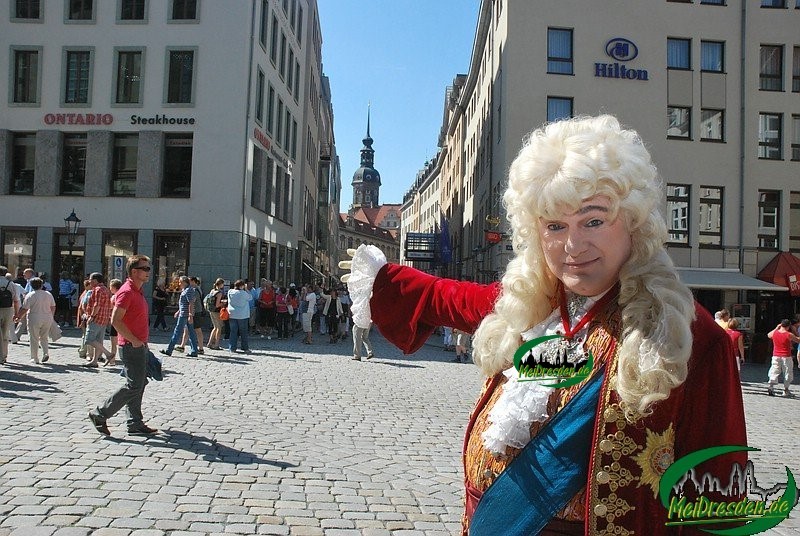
[0,268,22,364]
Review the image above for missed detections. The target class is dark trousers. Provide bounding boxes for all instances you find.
[96,343,148,426]
[276,312,290,339]
[152,307,167,329]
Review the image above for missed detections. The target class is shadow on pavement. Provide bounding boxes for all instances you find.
[105,429,296,467]
[0,366,62,399]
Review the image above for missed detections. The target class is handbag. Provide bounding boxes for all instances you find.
[219,307,230,321]
[287,304,294,315]
[49,320,63,341]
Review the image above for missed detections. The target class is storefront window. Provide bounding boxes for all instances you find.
[54,232,86,280]
[2,228,36,276]
[248,239,257,282]
[259,240,269,281]
[103,231,137,283]
[154,233,190,306]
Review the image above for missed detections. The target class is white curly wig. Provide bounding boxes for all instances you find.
[471,115,696,417]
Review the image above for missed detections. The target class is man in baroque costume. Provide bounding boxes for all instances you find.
[341,115,746,535]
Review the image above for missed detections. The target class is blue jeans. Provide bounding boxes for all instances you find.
[167,315,197,354]
[229,318,249,352]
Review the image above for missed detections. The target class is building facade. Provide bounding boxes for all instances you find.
[1,0,337,300]
[402,0,800,340]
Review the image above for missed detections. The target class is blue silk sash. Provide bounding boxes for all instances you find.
[469,369,604,535]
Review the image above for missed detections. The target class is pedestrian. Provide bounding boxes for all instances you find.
[180,276,206,354]
[56,271,75,327]
[151,279,168,331]
[247,280,259,335]
[338,286,351,340]
[351,320,374,361]
[452,328,470,363]
[288,285,300,335]
[340,115,746,534]
[160,276,198,357]
[766,319,799,397]
[257,279,276,339]
[88,255,158,436]
[714,308,730,330]
[13,268,35,341]
[104,278,123,367]
[300,284,316,344]
[76,279,93,361]
[81,272,115,368]
[0,268,22,365]
[226,279,252,353]
[206,278,225,350]
[324,289,343,343]
[442,326,454,351]
[725,318,745,373]
[14,277,55,364]
[275,286,290,340]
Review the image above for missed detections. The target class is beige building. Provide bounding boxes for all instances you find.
[404,0,799,333]
[1,0,338,295]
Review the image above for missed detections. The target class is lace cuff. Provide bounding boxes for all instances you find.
[348,244,387,329]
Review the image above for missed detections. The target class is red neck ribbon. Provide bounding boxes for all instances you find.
[558,283,619,340]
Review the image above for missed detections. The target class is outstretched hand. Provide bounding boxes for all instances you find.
[337,244,387,329]
[338,248,358,284]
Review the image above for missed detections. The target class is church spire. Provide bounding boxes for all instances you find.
[351,103,381,210]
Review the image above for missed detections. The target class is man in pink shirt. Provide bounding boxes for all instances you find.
[767,319,799,397]
[89,255,157,436]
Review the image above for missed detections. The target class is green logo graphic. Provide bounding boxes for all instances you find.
[659,445,798,535]
[512,334,594,388]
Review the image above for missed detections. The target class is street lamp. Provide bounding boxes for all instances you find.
[64,209,81,276]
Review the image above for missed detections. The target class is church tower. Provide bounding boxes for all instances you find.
[351,107,381,210]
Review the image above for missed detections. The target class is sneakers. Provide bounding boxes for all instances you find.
[159,349,172,357]
[174,346,185,353]
[88,411,110,436]
[366,354,374,360]
[767,385,775,396]
[352,356,361,361]
[186,352,198,357]
[127,424,158,435]
[41,354,49,363]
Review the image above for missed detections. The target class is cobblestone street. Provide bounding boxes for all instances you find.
[1,328,799,535]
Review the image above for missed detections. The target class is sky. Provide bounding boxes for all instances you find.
[317,0,481,211]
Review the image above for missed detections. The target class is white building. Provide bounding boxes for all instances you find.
[1,0,335,298]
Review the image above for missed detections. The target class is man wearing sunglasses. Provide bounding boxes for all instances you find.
[89,255,157,436]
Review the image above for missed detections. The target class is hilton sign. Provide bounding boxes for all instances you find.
[594,37,649,81]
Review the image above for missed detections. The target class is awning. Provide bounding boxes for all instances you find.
[676,268,788,291]
[757,252,800,296]
[302,261,326,280]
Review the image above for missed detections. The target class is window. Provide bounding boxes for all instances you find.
[267,84,275,134]
[63,50,92,105]
[279,32,287,79]
[163,134,193,197]
[67,0,94,21]
[700,109,724,141]
[291,119,298,160]
[259,0,268,48]
[287,49,294,92]
[667,38,691,69]
[297,5,303,45]
[699,187,723,246]
[700,41,724,72]
[112,134,138,196]
[667,184,690,244]
[2,228,36,276]
[761,0,786,6]
[667,106,691,138]
[284,109,291,151]
[61,133,87,195]
[166,49,195,104]
[792,115,800,161]
[154,233,190,291]
[115,49,143,104]
[793,46,799,92]
[760,45,783,90]
[119,0,146,20]
[102,231,137,283]
[13,0,40,19]
[790,192,800,251]
[270,15,279,64]
[547,28,573,74]
[11,49,40,104]
[294,60,300,101]
[547,97,573,122]
[170,0,197,20]
[251,146,273,213]
[276,99,284,145]
[11,133,35,195]
[255,70,265,124]
[758,190,780,249]
[759,113,782,159]
[700,0,725,4]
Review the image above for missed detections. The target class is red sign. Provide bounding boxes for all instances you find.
[786,274,800,297]
[485,231,502,244]
[44,113,113,125]
[253,127,271,150]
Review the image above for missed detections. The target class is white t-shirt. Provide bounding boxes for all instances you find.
[304,292,317,314]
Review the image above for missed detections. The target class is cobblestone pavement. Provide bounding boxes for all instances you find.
[1,327,799,535]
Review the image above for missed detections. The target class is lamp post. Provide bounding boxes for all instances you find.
[64,209,81,276]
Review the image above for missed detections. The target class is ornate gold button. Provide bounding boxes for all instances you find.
[604,408,617,422]
[599,439,614,453]
[594,504,608,517]
[614,431,625,440]
[611,462,621,471]
[596,471,611,484]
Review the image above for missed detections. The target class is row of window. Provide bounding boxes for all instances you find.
[251,146,293,223]
[255,78,299,159]
[667,187,800,251]
[9,131,194,197]
[259,0,304,52]
[547,28,800,94]
[11,0,199,23]
[11,47,197,106]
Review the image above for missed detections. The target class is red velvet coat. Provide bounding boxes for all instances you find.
[370,264,747,536]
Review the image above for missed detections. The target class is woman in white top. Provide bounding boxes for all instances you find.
[15,277,56,364]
